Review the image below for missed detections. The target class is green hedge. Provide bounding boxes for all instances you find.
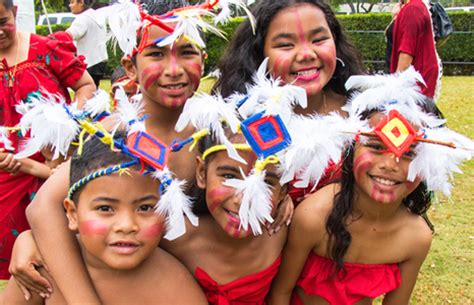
[204,12,474,75]
[35,11,474,76]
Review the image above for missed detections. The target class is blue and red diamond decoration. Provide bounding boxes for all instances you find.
[240,112,292,158]
[126,131,169,171]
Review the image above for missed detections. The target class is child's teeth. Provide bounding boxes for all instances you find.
[297,69,318,76]
[373,177,396,186]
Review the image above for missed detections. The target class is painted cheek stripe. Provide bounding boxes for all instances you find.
[141,222,164,238]
[79,220,108,236]
[353,152,373,181]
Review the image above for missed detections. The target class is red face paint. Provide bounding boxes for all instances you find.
[207,186,234,212]
[79,220,108,236]
[140,222,164,238]
[142,64,164,91]
[353,152,373,182]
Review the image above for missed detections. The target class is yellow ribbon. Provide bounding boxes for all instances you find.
[254,155,280,174]
[202,143,252,160]
[189,128,210,152]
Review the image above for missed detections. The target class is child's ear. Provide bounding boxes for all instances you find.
[64,198,79,231]
[196,156,206,189]
[201,52,208,76]
[121,56,139,83]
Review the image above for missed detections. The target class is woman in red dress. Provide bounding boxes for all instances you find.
[0,0,95,279]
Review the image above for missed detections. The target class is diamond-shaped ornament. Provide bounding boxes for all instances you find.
[373,110,417,158]
[240,112,292,158]
[126,131,169,170]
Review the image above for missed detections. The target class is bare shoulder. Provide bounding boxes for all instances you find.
[292,184,338,241]
[149,248,207,304]
[399,212,433,258]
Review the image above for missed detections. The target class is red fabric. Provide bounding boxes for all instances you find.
[0,32,86,279]
[390,0,438,98]
[195,257,281,305]
[292,252,401,305]
[288,160,342,205]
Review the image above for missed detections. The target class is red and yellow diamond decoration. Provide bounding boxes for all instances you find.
[373,110,417,158]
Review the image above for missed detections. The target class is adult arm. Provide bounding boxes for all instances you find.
[70,71,96,108]
[26,161,102,305]
[396,52,414,72]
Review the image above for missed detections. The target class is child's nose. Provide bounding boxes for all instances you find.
[296,44,317,62]
[164,56,185,78]
[378,152,400,171]
[113,212,139,234]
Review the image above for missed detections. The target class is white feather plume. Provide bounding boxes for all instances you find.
[106,0,141,55]
[175,92,245,162]
[280,113,357,188]
[84,90,112,118]
[15,94,79,160]
[15,101,34,116]
[214,0,256,34]
[158,9,226,49]
[408,127,474,196]
[238,58,307,122]
[344,67,427,121]
[111,87,146,134]
[152,170,198,241]
[0,127,13,151]
[223,168,274,235]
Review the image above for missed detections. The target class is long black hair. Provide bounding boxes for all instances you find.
[213,0,364,98]
[326,127,433,274]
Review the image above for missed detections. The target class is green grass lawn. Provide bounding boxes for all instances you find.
[1,77,473,303]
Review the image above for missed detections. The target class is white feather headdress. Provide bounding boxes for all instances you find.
[174,92,245,162]
[234,58,308,122]
[344,67,474,195]
[15,93,80,160]
[0,127,14,151]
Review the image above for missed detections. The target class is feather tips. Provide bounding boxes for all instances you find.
[223,169,274,235]
[152,170,198,240]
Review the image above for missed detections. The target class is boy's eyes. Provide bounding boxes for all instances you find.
[138,204,156,212]
[96,205,113,212]
[222,172,238,179]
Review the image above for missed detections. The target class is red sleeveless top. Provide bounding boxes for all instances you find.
[292,252,401,305]
[195,257,281,305]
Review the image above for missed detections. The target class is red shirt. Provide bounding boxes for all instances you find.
[390,0,439,98]
[0,32,86,279]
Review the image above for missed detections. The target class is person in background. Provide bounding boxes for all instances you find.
[67,0,108,88]
[0,0,95,280]
[390,0,440,101]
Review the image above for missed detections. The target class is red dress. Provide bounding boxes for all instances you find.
[0,32,86,279]
[291,252,401,305]
[195,257,281,305]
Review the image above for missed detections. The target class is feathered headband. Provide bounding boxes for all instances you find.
[106,0,255,56]
[172,58,352,235]
[344,67,474,195]
[14,88,198,240]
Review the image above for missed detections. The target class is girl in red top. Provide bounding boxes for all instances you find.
[269,70,473,305]
[0,0,95,279]
[214,0,364,203]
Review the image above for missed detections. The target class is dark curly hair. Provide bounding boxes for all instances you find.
[213,0,364,98]
[326,114,434,275]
